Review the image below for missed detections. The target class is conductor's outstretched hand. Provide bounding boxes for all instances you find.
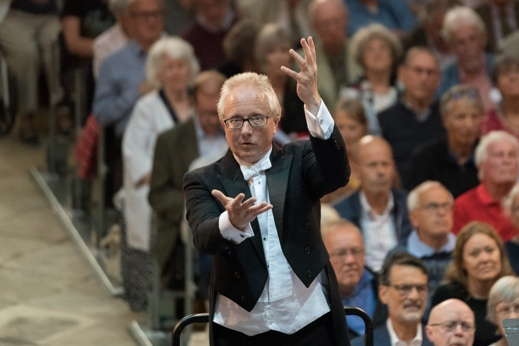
[280,36,322,115]
[212,189,272,231]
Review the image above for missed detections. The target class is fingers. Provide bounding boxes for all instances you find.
[249,202,273,216]
[280,65,299,80]
[211,189,230,205]
[289,48,305,67]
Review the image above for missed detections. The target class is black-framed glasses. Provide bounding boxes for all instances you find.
[421,202,453,213]
[387,283,427,296]
[330,247,364,259]
[429,320,475,332]
[223,114,271,129]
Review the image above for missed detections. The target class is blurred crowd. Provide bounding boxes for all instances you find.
[2,0,519,344]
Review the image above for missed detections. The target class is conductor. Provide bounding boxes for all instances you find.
[183,37,351,346]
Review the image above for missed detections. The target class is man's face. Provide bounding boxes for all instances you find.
[220,85,279,164]
[379,265,428,324]
[426,304,475,346]
[129,0,164,46]
[400,52,440,105]
[449,24,486,73]
[196,86,222,136]
[410,186,454,240]
[480,140,519,184]
[312,1,347,51]
[443,98,484,150]
[323,225,365,296]
[195,0,229,28]
[357,140,394,195]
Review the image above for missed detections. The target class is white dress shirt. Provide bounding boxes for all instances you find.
[387,319,423,346]
[214,101,335,335]
[360,191,397,271]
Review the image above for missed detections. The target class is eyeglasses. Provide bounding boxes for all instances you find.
[421,202,453,213]
[387,283,427,296]
[496,303,519,315]
[429,320,475,333]
[330,247,364,259]
[223,115,271,129]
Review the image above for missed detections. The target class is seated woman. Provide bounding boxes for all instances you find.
[482,55,519,139]
[121,36,199,311]
[255,23,306,138]
[431,221,514,346]
[502,183,519,274]
[342,23,402,135]
[487,276,519,346]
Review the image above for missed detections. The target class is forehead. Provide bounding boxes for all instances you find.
[325,226,363,248]
[452,23,482,39]
[132,0,162,11]
[359,141,392,162]
[419,186,451,203]
[487,140,518,154]
[432,305,474,323]
[221,85,271,119]
[464,233,497,250]
[406,51,437,69]
[389,264,427,283]
[446,98,481,114]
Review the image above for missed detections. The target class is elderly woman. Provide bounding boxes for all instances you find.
[439,6,496,112]
[341,23,402,135]
[487,276,519,346]
[121,36,199,311]
[482,55,519,138]
[218,19,259,78]
[255,23,306,137]
[503,183,519,274]
[431,221,514,346]
[404,85,484,197]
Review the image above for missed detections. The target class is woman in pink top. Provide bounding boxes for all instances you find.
[482,55,519,138]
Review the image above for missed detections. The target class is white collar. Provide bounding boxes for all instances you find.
[387,318,423,346]
[360,191,394,220]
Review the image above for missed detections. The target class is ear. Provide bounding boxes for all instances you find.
[425,325,435,342]
[379,284,389,305]
[397,65,406,85]
[409,210,420,229]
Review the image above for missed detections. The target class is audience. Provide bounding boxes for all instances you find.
[503,183,519,274]
[431,221,514,346]
[352,252,431,346]
[322,220,386,337]
[308,0,361,108]
[396,181,456,294]
[405,85,483,197]
[149,71,227,288]
[344,24,402,135]
[334,135,412,271]
[453,131,519,241]
[426,299,475,346]
[218,18,258,78]
[440,6,496,112]
[487,275,519,346]
[475,0,519,53]
[482,55,519,138]
[378,47,445,177]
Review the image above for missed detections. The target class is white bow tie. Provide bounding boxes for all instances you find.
[241,158,272,181]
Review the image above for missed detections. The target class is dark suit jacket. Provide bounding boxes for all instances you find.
[149,118,199,270]
[351,323,433,346]
[476,2,519,52]
[333,189,413,247]
[183,127,350,345]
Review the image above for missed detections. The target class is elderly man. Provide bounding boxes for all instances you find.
[308,0,361,108]
[322,219,386,337]
[454,130,519,241]
[334,135,412,272]
[476,0,519,53]
[440,6,496,111]
[352,252,432,346]
[426,299,475,346]
[399,181,456,293]
[378,47,445,178]
[183,37,350,345]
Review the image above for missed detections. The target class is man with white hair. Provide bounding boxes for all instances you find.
[391,181,456,294]
[439,6,496,111]
[453,130,519,241]
[426,299,475,346]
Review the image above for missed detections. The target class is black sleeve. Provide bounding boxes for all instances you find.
[61,0,82,17]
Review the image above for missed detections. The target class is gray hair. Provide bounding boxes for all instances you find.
[109,0,135,15]
[217,72,282,119]
[407,181,453,212]
[442,6,486,43]
[255,23,291,72]
[350,23,402,69]
[474,130,519,168]
[440,84,484,117]
[145,36,200,89]
[487,275,519,324]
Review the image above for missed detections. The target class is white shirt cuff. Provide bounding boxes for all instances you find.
[219,211,254,244]
[304,100,334,140]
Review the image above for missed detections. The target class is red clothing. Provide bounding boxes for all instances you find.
[482,109,519,140]
[453,184,517,241]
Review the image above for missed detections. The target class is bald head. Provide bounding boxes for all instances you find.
[309,0,347,53]
[427,299,475,346]
[356,136,395,195]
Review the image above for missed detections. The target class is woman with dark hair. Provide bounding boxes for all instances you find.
[431,221,514,346]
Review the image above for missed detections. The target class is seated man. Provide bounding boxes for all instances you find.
[352,252,432,346]
[426,299,475,346]
[322,219,386,337]
[454,131,519,241]
[378,47,445,178]
[334,135,412,272]
[396,181,456,294]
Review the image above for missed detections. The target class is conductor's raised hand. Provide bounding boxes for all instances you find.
[280,36,321,115]
[211,189,272,230]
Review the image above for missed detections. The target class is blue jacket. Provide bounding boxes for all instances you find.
[439,54,495,97]
[351,323,433,346]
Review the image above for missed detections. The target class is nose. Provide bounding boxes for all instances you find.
[240,120,253,135]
